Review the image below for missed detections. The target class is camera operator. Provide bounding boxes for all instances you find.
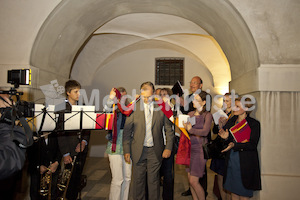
[0,93,28,199]
[0,93,28,178]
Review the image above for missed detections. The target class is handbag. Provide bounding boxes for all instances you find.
[202,135,226,159]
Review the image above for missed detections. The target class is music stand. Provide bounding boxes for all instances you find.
[34,103,109,199]
[34,104,57,133]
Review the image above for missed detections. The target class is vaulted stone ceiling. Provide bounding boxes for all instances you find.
[30,0,259,93]
[71,13,230,92]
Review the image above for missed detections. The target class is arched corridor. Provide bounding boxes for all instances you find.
[0,1,299,199]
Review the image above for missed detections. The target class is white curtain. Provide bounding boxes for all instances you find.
[260,91,300,176]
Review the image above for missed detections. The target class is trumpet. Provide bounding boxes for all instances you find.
[39,167,52,200]
[57,156,76,200]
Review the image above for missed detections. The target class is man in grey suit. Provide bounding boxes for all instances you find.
[123,81,174,200]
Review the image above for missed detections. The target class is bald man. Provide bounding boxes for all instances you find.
[180,76,203,114]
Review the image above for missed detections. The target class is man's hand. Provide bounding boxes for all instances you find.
[0,94,12,107]
[40,165,48,174]
[75,141,86,153]
[124,153,131,164]
[0,94,12,119]
[63,155,72,164]
[49,161,59,173]
[162,149,171,158]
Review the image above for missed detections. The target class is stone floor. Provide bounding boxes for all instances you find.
[14,156,219,200]
[80,157,219,200]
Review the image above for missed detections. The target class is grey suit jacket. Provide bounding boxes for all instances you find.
[123,101,174,164]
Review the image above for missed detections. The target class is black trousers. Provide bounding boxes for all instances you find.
[161,150,175,200]
[0,173,19,200]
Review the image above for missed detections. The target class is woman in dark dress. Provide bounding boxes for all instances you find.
[219,96,261,200]
[210,93,233,200]
[183,91,213,200]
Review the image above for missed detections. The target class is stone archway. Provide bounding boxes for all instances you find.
[30,0,259,82]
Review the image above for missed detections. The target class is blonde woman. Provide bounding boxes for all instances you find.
[219,97,261,200]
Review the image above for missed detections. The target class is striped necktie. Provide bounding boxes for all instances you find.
[144,104,153,146]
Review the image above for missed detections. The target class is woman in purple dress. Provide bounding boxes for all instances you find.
[183,91,212,200]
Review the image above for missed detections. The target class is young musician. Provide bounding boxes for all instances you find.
[28,132,62,200]
[57,80,90,200]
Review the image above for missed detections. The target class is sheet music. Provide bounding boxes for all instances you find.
[35,104,56,131]
[212,109,228,125]
[178,114,196,127]
[35,104,99,131]
[64,105,96,130]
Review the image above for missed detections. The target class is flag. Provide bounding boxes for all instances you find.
[95,113,114,130]
[155,97,191,166]
[111,104,118,152]
[155,97,174,123]
[113,88,140,151]
[175,117,191,166]
[117,96,140,116]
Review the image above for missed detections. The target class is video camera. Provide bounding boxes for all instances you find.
[0,69,35,119]
[0,70,35,177]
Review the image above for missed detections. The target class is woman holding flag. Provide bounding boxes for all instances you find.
[183,91,213,200]
[218,96,261,200]
[105,87,132,200]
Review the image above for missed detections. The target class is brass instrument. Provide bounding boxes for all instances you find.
[39,167,52,200]
[57,156,76,200]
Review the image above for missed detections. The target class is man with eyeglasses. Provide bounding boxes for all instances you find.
[180,76,208,198]
[180,76,203,114]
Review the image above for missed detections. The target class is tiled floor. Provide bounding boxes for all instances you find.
[81,157,219,200]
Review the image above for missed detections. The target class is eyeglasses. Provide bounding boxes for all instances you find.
[189,81,200,85]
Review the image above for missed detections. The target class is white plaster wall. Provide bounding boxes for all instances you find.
[0,0,61,64]
[74,48,215,110]
[76,48,217,157]
[0,0,66,101]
